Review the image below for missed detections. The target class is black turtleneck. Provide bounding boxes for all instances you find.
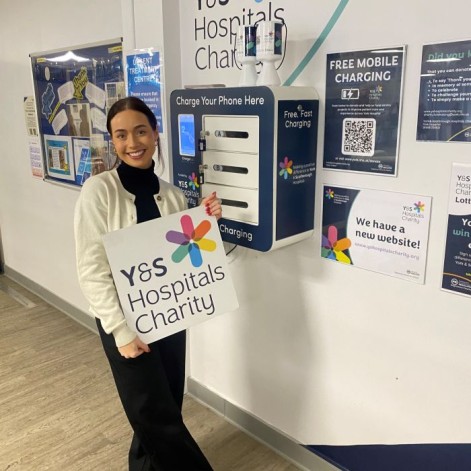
[117,160,161,223]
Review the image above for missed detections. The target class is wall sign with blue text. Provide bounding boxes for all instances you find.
[126,49,164,134]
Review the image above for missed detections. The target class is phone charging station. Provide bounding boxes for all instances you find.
[170,86,319,252]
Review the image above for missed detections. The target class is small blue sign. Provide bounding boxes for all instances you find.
[126,52,164,134]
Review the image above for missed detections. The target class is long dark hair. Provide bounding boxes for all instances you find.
[107,97,163,165]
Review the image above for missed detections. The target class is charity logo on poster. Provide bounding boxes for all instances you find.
[103,206,239,343]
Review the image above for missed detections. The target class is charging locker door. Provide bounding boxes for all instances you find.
[202,183,259,225]
[203,151,259,189]
[203,115,259,153]
[202,115,260,225]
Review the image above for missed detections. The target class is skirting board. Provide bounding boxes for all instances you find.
[187,377,340,471]
[4,265,98,334]
[5,265,339,471]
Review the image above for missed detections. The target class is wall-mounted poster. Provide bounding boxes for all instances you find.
[30,39,124,186]
[321,185,432,283]
[44,135,74,181]
[417,39,471,142]
[442,163,471,296]
[324,46,405,176]
[126,49,164,134]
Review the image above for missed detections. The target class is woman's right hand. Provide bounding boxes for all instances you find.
[118,336,151,359]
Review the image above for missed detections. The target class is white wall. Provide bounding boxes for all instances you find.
[180,0,471,445]
[2,0,471,452]
[0,0,124,312]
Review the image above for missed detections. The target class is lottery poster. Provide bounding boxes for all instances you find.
[323,46,405,176]
[442,163,471,296]
[30,39,124,186]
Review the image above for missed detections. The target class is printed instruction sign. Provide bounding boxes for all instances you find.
[322,186,432,283]
[126,49,164,134]
[442,163,471,296]
[103,206,239,343]
[324,46,405,176]
[417,39,471,142]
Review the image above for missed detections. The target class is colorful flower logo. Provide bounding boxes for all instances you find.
[321,225,352,264]
[166,215,216,268]
[325,188,334,199]
[414,201,425,213]
[279,156,293,180]
[188,172,199,191]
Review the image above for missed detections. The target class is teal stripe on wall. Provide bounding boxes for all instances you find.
[283,0,350,86]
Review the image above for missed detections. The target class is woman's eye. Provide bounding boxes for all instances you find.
[115,134,125,140]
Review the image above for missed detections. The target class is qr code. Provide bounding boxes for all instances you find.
[341,118,376,157]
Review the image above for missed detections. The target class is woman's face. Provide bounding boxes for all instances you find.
[110,109,158,169]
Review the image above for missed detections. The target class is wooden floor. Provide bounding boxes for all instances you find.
[0,275,300,471]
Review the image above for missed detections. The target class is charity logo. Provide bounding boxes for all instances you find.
[188,172,199,191]
[321,225,352,264]
[414,201,425,213]
[166,215,216,268]
[325,188,334,199]
[279,156,293,179]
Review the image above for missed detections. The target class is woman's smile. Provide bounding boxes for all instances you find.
[110,109,158,169]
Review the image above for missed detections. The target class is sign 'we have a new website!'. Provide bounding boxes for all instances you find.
[103,206,239,344]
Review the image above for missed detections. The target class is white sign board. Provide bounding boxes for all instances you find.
[322,185,432,283]
[103,206,239,343]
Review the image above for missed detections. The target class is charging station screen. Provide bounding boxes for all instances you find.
[178,114,196,156]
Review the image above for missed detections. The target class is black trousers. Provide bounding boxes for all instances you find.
[96,319,213,471]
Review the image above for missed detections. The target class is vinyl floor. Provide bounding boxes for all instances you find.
[0,275,299,471]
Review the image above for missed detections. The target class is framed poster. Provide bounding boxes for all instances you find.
[324,46,405,176]
[321,185,432,283]
[417,39,471,142]
[442,163,471,296]
[30,39,124,186]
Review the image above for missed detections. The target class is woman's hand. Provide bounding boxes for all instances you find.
[118,336,150,359]
[202,192,222,220]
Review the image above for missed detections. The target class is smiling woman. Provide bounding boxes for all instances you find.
[106,98,159,169]
[74,96,222,470]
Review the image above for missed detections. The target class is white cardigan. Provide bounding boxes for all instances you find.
[74,169,188,347]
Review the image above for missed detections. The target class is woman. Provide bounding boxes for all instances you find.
[74,97,219,470]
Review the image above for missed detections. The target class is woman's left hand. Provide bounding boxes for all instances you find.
[202,192,222,220]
